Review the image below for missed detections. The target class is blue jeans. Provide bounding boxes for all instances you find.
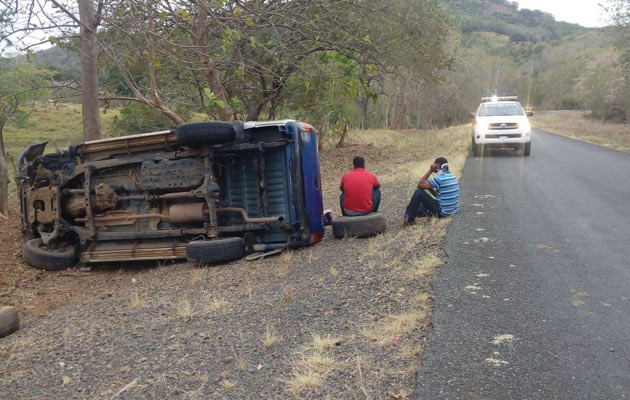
[340,188,381,216]
[404,189,442,222]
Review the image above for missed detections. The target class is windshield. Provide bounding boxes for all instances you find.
[478,103,524,117]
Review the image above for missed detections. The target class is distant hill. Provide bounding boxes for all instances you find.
[444,0,589,42]
[32,46,80,80]
[441,0,614,111]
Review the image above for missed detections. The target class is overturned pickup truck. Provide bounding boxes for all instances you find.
[16,121,324,270]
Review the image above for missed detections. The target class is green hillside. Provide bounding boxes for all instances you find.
[445,0,589,42]
[441,0,615,113]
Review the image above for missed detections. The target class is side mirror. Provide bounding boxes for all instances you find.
[469,112,476,119]
[526,111,534,117]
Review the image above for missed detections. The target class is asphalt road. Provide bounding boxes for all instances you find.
[416,129,630,399]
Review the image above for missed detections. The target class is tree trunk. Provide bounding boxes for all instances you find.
[78,0,101,141]
[335,121,349,148]
[0,154,7,217]
[356,96,369,129]
[195,7,233,121]
[0,121,7,216]
[318,121,328,151]
[246,100,265,121]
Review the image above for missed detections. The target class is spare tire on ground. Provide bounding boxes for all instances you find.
[186,237,245,264]
[22,238,78,270]
[0,306,19,338]
[175,122,236,145]
[332,213,387,239]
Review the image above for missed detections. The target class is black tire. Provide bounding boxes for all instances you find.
[472,138,482,157]
[22,238,78,270]
[523,142,531,156]
[175,122,236,145]
[186,237,245,264]
[0,306,19,338]
[332,213,387,239]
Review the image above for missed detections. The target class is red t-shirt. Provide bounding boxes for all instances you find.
[340,168,380,212]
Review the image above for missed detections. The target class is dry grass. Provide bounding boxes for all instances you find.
[284,333,342,396]
[130,292,144,309]
[402,345,424,359]
[205,298,228,313]
[175,297,194,318]
[364,125,469,185]
[414,293,431,308]
[221,380,236,389]
[282,285,295,303]
[190,268,205,285]
[359,234,386,261]
[405,253,441,279]
[262,324,281,348]
[284,368,323,396]
[362,311,426,345]
[533,111,630,153]
[282,250,294,264]
[298,353,337,373]
[306,333,342,353]
[329,266,339,278]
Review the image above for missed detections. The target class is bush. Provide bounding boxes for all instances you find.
[111,103,175,136]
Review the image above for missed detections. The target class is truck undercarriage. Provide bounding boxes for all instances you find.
[17,121,323,268]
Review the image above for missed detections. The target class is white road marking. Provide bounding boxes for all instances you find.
[485,358,509,366]
[492,334,515,346]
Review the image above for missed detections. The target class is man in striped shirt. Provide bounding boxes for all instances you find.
[403,157,459,226]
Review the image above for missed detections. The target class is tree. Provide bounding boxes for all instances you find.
[76,0,102,140]
[0,62,52,216]
[98,0,452,123]
[0,0,104,140]
[608,0,630,67]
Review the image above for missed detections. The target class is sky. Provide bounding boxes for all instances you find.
[516,0,610,27]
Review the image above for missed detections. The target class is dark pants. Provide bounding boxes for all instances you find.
[404,189,442,222]
[340,188,381,216]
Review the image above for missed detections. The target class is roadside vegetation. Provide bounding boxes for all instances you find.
[533,111,630,153]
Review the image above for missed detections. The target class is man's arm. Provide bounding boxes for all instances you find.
[373,173,381,189]
[417,164,438,196]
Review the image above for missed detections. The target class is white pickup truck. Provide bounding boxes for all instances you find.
[471,96,533,157]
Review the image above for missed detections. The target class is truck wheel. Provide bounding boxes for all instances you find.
[472,138,482,157]
[332,213,387,239]
[0,306,19,338]
[22,238,78,270]
[523,142,531,156]
[186,237,245,264]
[175,122,236,145]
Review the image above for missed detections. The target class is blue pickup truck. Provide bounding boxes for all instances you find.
[16,120,325,269]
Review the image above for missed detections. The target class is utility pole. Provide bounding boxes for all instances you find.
[526,64,534,106]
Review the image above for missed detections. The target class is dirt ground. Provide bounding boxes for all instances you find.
[0,127,468,399]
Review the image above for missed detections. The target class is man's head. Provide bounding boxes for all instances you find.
[433,157,449,173]
[353,156,365,169]
[434,157,448,166]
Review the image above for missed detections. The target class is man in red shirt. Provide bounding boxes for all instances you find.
[339,156,381,216]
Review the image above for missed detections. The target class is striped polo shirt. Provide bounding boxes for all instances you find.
[429,172,460,216]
